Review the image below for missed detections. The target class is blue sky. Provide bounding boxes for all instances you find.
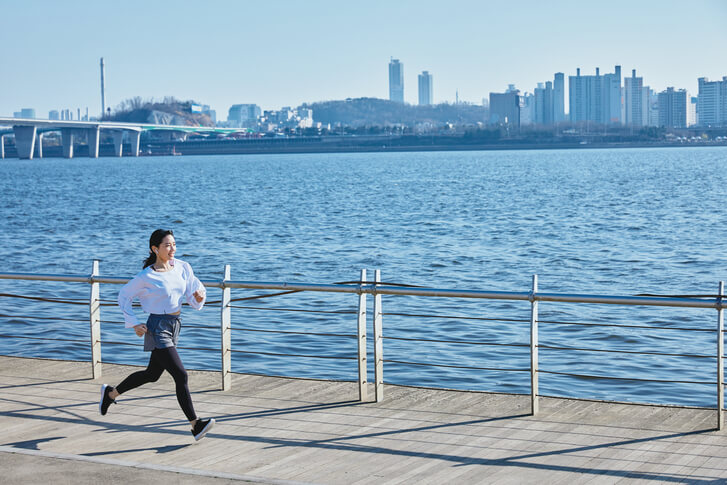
[1,0,726,119]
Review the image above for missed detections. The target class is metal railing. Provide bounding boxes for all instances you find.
[0,261,724,429]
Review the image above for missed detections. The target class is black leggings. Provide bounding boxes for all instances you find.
[115,347,197,421]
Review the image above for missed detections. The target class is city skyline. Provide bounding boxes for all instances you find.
[1,0,726,119]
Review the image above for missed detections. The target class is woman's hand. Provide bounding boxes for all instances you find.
[193,289,205,303]
[134,324,147,337]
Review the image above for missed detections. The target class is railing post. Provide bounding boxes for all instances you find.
[89,260,102,379]
[221,264,232,391]
[357,269,368,402]
[718,281,724,430]
[530,274,539,415]
[373,269,384,402]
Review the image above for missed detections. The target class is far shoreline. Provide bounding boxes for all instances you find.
[2,136,726,159]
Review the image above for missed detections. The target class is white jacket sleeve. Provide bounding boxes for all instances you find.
[118,274,146,328]
[183,262,206,310]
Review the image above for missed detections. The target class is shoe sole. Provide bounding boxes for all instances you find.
[99,384,109,416]
[193,418,215,441]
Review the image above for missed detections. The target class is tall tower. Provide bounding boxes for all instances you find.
[418,71,433,105]
[100,57,106,118]
[389,58,404,103]
[553,72,565,122]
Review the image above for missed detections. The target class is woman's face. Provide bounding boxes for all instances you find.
[153,234,176,263]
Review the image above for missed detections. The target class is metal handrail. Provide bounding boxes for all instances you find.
[0,264,724,429]
[1,270,724,309]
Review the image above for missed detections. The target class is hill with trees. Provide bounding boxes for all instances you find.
[106,97,214,126]
[299,98,488,127]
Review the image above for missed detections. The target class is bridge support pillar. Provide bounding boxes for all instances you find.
[13,125,36,160]
[130,131,141,157]
[112,130,124,157]
[0,134,5,159]
[88,127,100,158]
[62,129,74,158]
[34,133,44,159]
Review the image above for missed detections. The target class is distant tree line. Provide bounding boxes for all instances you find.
[299,97,489,127]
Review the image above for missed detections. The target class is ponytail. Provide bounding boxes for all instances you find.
[142,251,156,269]
[143,229,174,268]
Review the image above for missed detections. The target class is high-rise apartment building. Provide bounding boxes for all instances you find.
[604,66,622,124]
[657,87,688,128]
[534,82,553,125]
[688,96,698,127]
[228,104,261,127]
[48,110,60,120]
[519,93,534,125]
[526,73,564,126]
[646,88,659,127]
[489,89,520,127]
[569,66,622,125]
[389,59,404,103]
[553,73,565,123]
[697,76,727,127]
[624,69,645,126]
[418,71,433,106]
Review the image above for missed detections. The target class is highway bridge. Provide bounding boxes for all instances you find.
[0,117,238,159]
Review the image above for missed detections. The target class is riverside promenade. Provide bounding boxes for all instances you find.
[1,356,727,484]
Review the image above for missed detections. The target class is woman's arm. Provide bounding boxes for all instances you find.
[118,274,147,328]
[183,262,206,310]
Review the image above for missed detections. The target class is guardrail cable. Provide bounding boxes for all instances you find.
[383,311,529,323]
[383,335,528,348]
[0,333,88,344]
[539,369,715,385]
[205,280,424,305]
[230,349,356,360]
[537,343,714,359]
[176,345,219,352]
[539,319,715,332]
[101,340,141,347]
[229,305,356,315]
[0,313,86,323]
[0,293,88,305]
[384,358,529,372]
[230,327,355,338]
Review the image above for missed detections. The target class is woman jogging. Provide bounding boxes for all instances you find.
[99,229,215,441]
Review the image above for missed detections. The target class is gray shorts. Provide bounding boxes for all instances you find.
[143,313,181,351]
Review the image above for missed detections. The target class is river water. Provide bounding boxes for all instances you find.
[1,146,726,406]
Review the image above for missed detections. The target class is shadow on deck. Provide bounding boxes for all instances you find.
[1,356,726,484]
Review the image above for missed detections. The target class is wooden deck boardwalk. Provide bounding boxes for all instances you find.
[1,355,727,484]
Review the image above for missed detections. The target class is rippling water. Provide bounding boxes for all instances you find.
[1,147,726,406]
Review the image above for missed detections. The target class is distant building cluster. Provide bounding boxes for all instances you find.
[13,107,91,121]
[10,57,727,134]
[388,58,727,129]
[491,67,727,129]
[518,73,566,126]
[223,104,315,132]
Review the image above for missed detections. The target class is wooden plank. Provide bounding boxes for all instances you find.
[2,355,727,485]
